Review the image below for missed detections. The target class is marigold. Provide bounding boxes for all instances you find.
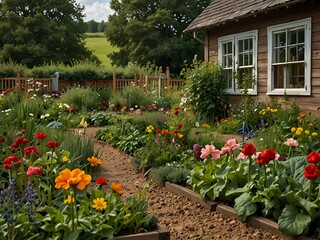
[92,198,107,211]
[291,127,296,133]
[62,156,68,162]
[55,168,92,190]
[305,130,310,135]
[87,156,102,166]
[111,182,124,195]
[312,132,318,137]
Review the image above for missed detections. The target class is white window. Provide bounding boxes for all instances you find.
[218,30,258,95]
[267,18,311,95]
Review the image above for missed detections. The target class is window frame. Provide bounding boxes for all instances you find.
[267,18,311,95]
[218,30,258,95]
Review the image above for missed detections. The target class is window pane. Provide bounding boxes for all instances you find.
[288,63,305,88]
[239,54,243,66]
[298,29,304,43]
[275,32,286,47]
[223,69,233,88]
[289,30,297,45]
[273,65,285,88]
[274,48,286,63]
[227,42,232,53]
[298,45,304,61]
[288,46,297,61]
[237,68,253,89]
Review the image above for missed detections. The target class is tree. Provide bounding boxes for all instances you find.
[105,0,211,74]
[0,0,92,68]
[87,20,99,33]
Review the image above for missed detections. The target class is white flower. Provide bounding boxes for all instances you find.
[40,115,45,119]
[195,122,200,127]
[29,113,34,117]
[45,113,50,117]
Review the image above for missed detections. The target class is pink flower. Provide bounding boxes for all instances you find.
[135,109,141,115]
[200,145,221,159]
[284,138,299,147]
[27,166,43,176]
[221,138,240,154]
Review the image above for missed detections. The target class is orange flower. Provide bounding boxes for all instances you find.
[87,156,102,167]
[111,182,124,195]
[55,168,92,190]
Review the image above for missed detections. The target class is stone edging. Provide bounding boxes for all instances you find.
[115,224,170,240]
[165,182,315,240]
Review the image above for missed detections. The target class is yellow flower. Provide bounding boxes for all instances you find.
[312,132,318,137]
[87,156,102,167]
[55,168,92,190]
[295,130,302,136]
[146,125,154,133]
[178,133,183,138]
[64,195,75,204]
[62,156,68,162]
[297,127,303,132]
[92,198,107,211]
[79,117,88,128]
[291,127,296,133]
[305,130,310,135]
[111,182,124,195]
[201,123,210,128]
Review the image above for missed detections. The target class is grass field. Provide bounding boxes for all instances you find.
[84,32,118,67]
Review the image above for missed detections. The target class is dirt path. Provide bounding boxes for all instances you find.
[86,127,283,240]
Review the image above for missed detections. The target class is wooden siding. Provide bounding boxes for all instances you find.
[206,1,320,113]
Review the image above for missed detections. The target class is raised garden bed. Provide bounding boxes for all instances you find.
[115,224,170,240]
[165,182,316,240]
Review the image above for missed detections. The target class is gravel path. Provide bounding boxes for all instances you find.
[87,127,284,240]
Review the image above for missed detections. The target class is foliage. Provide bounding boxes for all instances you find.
[116,127,147,156]
[60,87,99,112]
[90,112,111,126]
[182,61,228,122]
[0,0,92,68]
[151,164,189,186]
[121,84,154,108]
[105,0,211,73]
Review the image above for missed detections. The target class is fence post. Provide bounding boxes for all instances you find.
[166,67,170,89]
[139,73,143,89]
[145,75,149,91]
[112,66,116,93]
[24,73,28,92]
[16,73,20,90]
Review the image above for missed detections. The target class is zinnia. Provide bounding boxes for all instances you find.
[87,156,102,166]
[46,141,60,149]
[200,145,221,159]
[55,168,92,190]
[4,156,22,169]
[96,177,107,185]
[304,165,319,180]
[27,166,43,176]
[92,198,107,211]
[242,143,256,156]
[35,132,47,140]
[256,149,276,165]
[24,146,40,157]
[111,182,124,195]
[307,152,320,164]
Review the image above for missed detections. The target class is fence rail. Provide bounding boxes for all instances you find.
[0,70,185,95]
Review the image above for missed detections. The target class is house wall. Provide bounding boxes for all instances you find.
[205,1,320,113]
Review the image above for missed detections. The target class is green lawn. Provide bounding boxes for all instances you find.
[84,33,118,67]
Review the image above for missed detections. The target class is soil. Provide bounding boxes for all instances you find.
[85,127,284,240]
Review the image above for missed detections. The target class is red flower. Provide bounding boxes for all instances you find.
[46,141,60,149]
[304,165,319,180]
[21,129,26,134]
[11,137,29,148]
[174,111,179,116]
[96,177,107,185]
[177,124,183,129]
[242,144,256,156]
[161,129,170,135]
[27,166,43,176]
[0,138,5,143]
[155,129,161,134]
[173,130,179,137]
[4,156,22,169]
[174,107,180,111]
[256,149,276,165]
[307,152,320,164]
[24,146,41,157]
[35,132,47,140]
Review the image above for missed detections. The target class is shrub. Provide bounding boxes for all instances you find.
[151,165,189,186]
[182,61,228,122]
[60,86,99,112]
[121,84,154,108]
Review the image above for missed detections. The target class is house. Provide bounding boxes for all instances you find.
[184,0,320,113]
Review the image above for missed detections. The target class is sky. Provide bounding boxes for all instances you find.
[75,0,113,22]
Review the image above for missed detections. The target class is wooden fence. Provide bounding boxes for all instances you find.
[0,69,185,95]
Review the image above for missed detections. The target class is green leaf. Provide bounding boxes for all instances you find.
[297,197,319,219]
[278,204,311,236]
[63,231,81,240]
[234,192,257,221]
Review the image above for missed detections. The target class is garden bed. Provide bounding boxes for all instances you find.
[165,182,317,240]
[115,224,170,240]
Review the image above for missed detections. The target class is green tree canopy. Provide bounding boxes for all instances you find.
[105,0,211,74]
[0,0,92,68]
